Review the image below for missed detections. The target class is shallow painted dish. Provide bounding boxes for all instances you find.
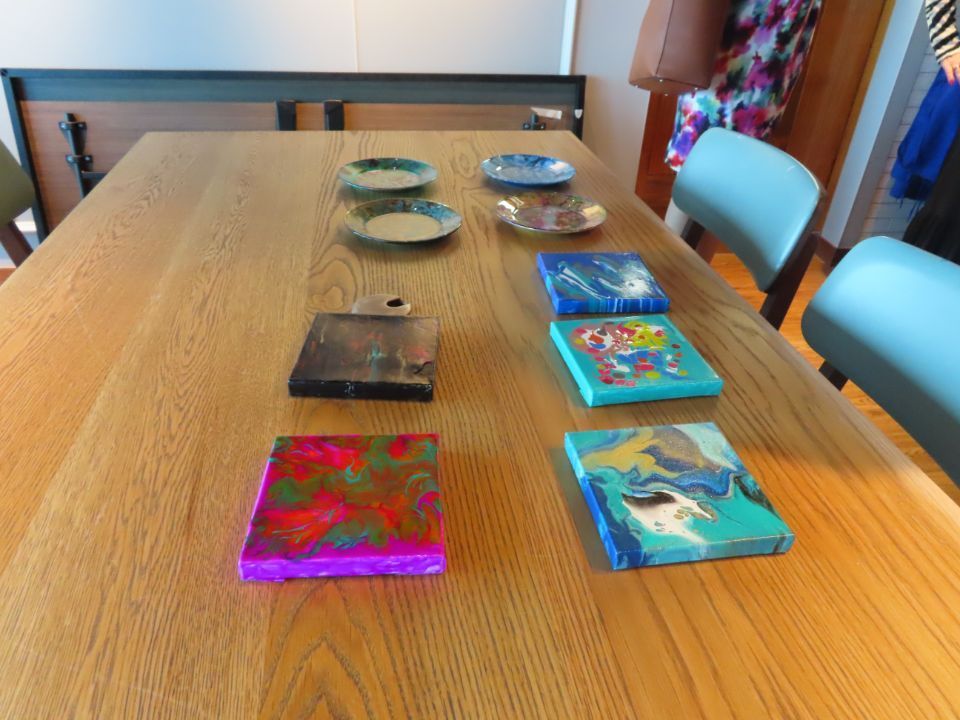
[338,157,438,191]
[480,154,576,187]
[495,192,607,234]
[344,198,462,244]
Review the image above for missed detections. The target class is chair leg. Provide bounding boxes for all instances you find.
[760,231,819,330]
[680,219,705,251]
[0,221,33,266]
[818,361,848,390]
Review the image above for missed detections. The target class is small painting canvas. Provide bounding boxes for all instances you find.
[289,313,439,401]
[537,252,670,314]
[565,423,794,569]
[549,314,722,406]
[239,434,445,581]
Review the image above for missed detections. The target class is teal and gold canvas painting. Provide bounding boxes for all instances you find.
[537,252,670,314]
[565,423,794,569]
[549,315,722,406]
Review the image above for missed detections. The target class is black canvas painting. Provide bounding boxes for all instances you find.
[289,313,439,401]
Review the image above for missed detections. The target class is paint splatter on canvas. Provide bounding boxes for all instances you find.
[565,423,793,569]
[289,313,439,401]
[537,252,670,314]
[549,315,722,406]
[239,434,445,581]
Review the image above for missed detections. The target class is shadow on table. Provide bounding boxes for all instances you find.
[547,446,612,574]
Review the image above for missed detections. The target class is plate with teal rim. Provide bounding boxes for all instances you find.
[495,191,607,234]
[338,157,438,191]
[344,198,462,244]
[480,154,576,187]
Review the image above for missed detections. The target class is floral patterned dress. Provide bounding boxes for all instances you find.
[666,0,822,171]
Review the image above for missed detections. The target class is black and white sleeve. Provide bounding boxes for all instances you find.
[926,0,960,62]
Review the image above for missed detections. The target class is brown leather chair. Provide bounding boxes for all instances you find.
[0,141,35,266]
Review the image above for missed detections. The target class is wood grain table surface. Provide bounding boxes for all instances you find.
[1,130,959,719]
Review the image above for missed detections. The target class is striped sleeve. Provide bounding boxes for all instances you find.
[926,0,960,62]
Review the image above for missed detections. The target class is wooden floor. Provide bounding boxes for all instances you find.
[710,252,958,503]
[1,255,954,501]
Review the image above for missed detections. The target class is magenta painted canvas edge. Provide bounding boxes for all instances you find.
[236,437,279,580]
[240,535,446,563]
[240,553,447,582]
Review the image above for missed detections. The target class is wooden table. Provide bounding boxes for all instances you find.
[1,130,959,719]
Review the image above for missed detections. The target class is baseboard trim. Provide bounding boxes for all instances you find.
[16,220,37,237]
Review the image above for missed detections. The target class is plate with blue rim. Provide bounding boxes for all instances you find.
[344,198,462,244]
[480,154,576,187]
[338,157,438,191]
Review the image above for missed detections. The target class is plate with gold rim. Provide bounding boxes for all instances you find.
[344,198,462,244]
[338,157,438,191]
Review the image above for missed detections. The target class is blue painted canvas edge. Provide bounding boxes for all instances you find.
[550,322,597,406]
[592,376,723,406]
[536,252,671,315]
[564,433,626,569]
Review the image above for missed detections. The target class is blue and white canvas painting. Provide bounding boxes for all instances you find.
[565,423,794,569]
[537,252,670,314]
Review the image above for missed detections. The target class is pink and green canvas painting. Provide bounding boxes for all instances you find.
[239,434,445,581]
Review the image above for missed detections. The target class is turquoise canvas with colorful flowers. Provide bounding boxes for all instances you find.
[565,423,794,569]
[549,314,722,406]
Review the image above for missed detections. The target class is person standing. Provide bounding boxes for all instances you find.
[902,0,960,262]
[926,0,960,83]
[665,0,822,171]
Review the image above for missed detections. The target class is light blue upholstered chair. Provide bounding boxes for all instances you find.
[673,127,823,329]
[802,236,960,482]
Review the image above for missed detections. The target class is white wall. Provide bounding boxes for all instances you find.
[572,0,651,191]
[857,47,937,241]
[821,0,928,248]
[354,1,563,73]
[0,0,566,166]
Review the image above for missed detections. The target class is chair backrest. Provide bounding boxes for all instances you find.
[802,236,960,481]
[673,127,822,291]
[0,141,35,226]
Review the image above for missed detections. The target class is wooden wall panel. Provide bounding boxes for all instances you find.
[21,99,577,232]
[297,103,574,132]
[21,101,276,228]
[631,95,677,219]
[784,0,888,185]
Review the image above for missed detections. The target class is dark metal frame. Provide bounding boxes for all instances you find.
[2,68,587,239]
[2,70,41,235]
[59,112,107,196]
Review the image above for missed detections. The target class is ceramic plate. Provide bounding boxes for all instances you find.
[338,157,438,191]
[345,198,462,244]
[495,192,607,234]
[480,154,576,186]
